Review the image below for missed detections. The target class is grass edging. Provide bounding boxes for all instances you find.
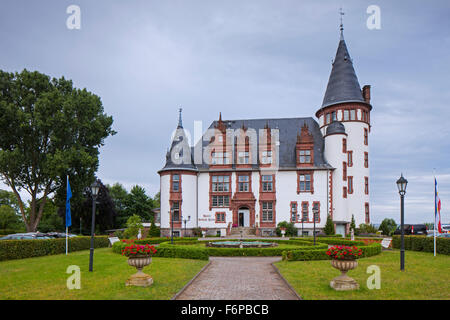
[271,262,302,300]
[171,260,212,300]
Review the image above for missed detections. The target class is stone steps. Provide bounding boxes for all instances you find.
[230,227,256,236]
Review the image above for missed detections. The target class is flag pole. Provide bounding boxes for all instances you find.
[66,175,69,256]
[434,169,436,257]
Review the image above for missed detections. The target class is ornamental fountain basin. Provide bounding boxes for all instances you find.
[206,241,278,248]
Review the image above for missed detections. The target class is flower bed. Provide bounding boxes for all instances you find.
[122,244,157,257]
[326,245,362,260]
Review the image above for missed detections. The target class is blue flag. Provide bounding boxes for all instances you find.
[66,177,72,228]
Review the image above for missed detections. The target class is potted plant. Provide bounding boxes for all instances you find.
[326,245,362,291]
[280,227,286,238]
[122,243,157,287]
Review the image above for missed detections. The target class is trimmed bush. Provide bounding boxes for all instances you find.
[112,241,208,260]
[392,235,449,255]
[290,237,365,246]
[282,243,382,261]
[0,236,109,261]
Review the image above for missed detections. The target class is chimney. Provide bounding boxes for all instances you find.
[362,85,371,104]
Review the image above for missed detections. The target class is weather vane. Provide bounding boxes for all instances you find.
[339,7,345,38]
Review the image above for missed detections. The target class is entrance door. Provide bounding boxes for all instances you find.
[238,208,250,227]
[336,224,346,237]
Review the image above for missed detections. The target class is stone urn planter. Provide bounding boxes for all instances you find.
[280,228,286,238]
[122,243,157,287]
[327,245,362,291]
[329,259,359,291]
[126,255,153,287]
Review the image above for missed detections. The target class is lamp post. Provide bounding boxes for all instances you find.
[170,206,175,244]
[89,180,100,272]
[183,216,191,237]
[313,207,318,246]
[396,173,408,271]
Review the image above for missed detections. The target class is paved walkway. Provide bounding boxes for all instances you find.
[175,257,300,300]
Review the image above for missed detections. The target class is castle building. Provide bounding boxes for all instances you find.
[158,26,372,237]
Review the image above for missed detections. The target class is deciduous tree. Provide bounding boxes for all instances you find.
[0,69,115,231]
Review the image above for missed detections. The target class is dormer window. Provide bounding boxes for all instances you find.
[211,152,230,165]
[238,151,249,164]
[299,150,312,164]
[261,151,272,164]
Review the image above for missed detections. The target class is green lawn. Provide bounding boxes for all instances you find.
[0,248,208,300]
[275,250,450,300]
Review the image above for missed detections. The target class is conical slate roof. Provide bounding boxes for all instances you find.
[159,111,198,173]
[321,37,365,108]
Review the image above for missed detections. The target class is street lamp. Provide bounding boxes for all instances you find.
[396,173,408,271]
[89,180,100,272]
[312,207,318,246]
[183,216,191,237]
[170,206,174,244]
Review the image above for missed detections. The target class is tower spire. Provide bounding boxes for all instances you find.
[177,107,183,128]
[339,7,345,40]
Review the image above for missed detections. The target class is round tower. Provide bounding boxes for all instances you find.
[317,25,372,234]
[158,109,198,237]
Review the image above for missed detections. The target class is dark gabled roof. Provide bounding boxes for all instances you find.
[321,38,365,108]
[194,117,332,170]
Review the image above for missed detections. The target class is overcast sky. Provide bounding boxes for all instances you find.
[1,0,449,225]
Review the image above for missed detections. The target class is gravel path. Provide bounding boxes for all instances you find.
[175,257,300,300]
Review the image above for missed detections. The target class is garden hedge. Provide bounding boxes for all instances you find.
[282,242,382,261]
[290,237,365,246]
[392,235,449,255]
[0,236,110,261]
[114,239,326,259]
[112,238,382,261]
[132,237,198,245]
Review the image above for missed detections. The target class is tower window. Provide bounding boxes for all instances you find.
[326,113,331,124]
[364,152,369,168]
[343,162,347,180]
[365,203,370,224]
[332,111,337,121]
[343,110,349,121]
[348,176,353,194]
[342,138,347,153]
[364,128,368,145]
[348,151,353,167]
[171,202,180,222]
[365,177,369,195]
[350,109,356,120]
[172,174,180,192]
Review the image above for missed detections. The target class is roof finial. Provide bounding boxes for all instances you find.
[178,107,183,128]
[339,7,345,40]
